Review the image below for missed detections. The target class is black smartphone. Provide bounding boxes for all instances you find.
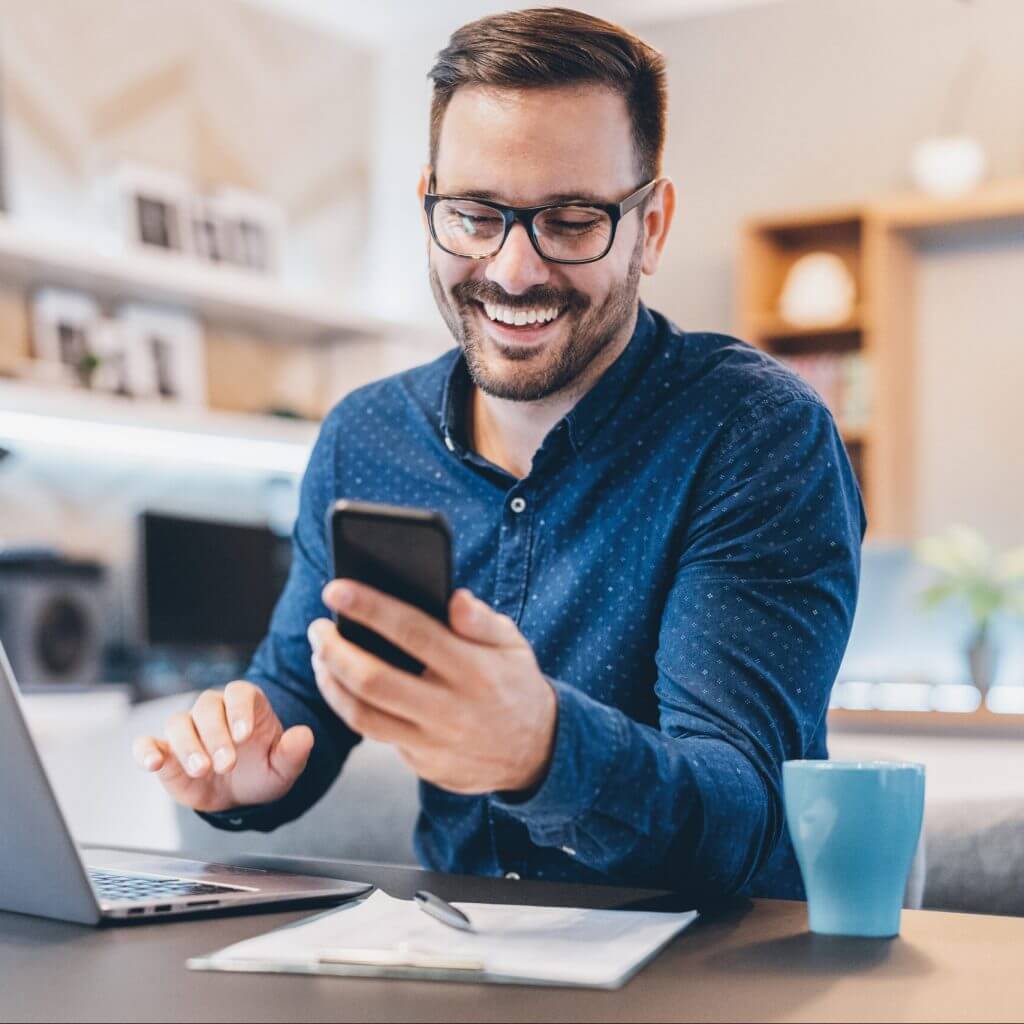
[326,499,453,675]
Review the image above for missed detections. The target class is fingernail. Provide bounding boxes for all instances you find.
[143,753,161,771]
[231,719,249,742]
[213,747,232,773]
[187,752,207,776]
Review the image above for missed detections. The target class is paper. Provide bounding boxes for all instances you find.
[188,889,698,989]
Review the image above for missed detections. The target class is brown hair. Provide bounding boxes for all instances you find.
[428,7,667,183]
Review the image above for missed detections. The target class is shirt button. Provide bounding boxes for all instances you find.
[561,846,577,857]
[444,435,456,452]
[504,871,521,881]
[510,497,526,514]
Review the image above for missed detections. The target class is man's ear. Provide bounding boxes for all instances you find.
[417,165,432,235]
[640,177,677,276]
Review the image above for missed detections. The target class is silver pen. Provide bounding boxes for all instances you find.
[413,889,475,933]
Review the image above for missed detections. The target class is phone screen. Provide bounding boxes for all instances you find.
[328,501,452,674]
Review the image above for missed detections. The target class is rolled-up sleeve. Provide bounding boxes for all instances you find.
[493,397,865,899]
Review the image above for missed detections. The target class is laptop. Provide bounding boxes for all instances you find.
[0,641,372,924]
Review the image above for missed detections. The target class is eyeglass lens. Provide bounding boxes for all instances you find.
[431,199,614,262]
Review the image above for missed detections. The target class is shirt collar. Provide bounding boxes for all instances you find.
[439,301,660,458]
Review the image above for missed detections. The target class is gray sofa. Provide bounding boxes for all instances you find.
[923,800,1024,917]
[34,689,1019,915]
[177,735,420,866]
[175,726,1021,917]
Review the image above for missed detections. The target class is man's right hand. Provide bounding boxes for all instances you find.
[133,681,314,813]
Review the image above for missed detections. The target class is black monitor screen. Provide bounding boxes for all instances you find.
[142,512,291,651]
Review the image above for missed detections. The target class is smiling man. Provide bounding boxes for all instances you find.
[135,7,865,904]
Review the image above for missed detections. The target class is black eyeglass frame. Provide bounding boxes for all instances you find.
[423,176,658,265]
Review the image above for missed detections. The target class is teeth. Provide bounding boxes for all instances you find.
[481,302,560,326]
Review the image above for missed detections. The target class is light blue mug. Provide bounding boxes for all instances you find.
[783,760,925,937]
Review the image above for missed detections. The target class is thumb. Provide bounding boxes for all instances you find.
[449,589,522,647]
[269,724,314,782]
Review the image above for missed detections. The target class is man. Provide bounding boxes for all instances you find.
[135,7,864,903]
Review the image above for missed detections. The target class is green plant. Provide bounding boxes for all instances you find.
[914,525,1024,631]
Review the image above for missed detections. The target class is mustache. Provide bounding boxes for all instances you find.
[452,279,589,314]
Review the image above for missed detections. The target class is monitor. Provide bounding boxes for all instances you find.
[141,511,291,653]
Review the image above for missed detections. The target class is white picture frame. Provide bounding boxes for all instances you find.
[30,287,102,386]
[106,163,193,254]
[88,319,134,396]
[115,304,207,406]
[213,187,284,274]
[188,197,230,265]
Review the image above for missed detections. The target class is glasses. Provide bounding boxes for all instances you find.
[423,178,657,265]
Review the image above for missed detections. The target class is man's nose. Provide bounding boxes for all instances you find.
[484,223,550,295]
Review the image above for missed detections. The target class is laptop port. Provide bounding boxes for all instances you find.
[127,907,146,916]
[188,900,218,909]
[154,904,172,912]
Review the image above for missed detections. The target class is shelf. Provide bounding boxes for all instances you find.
[747,309,867,342]
[829,707,1024,738]
[0,214,388,345]
[873,178,1024,231]
[0,379,317,474]
[745,206,864,244]
[837,422,869,444]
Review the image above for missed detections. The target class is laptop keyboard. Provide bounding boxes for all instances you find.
[89,868,245,903]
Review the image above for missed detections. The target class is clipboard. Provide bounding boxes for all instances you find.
[187,890,698,989]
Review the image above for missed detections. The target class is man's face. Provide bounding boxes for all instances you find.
[421,85,654,403]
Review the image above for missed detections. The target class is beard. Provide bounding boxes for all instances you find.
[428,229,643,403]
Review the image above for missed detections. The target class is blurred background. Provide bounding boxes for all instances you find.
[1,0,1022,914]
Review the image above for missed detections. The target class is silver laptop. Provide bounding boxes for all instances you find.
[0,642,372,924]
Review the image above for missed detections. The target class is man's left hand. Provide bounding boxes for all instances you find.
[307,581,557,795]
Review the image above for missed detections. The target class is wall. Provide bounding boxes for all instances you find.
[0,0,374,301]
[641,0,1024,545]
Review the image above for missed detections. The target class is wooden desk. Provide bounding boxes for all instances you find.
[2,854,1023,1023]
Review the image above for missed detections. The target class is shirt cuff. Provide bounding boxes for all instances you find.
[490,676,625,829]
[196,790,301,834]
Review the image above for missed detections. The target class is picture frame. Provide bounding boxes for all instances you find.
[115,304,207,406]
[30,287,102,387]
[188,197,229,265]
[213,187,284,274]
[107,163,193,254]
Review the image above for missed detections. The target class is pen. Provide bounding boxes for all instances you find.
[414,889,475,933]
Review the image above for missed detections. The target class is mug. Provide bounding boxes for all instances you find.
[783,760,925,937]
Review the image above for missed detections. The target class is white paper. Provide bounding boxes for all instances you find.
[190,889,698,989]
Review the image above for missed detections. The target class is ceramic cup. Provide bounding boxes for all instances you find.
[783,760,925,937]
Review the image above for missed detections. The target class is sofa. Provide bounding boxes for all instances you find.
[30,690,1021,917]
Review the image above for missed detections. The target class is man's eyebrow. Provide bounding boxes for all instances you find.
[449,187,612,206]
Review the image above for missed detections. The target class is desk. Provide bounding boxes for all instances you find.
[3,853,1024,1023]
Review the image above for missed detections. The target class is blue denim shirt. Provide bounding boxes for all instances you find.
[208,303,865,903]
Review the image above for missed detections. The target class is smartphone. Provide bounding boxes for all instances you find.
[326,499,453,675]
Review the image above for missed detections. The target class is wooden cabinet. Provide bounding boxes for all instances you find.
[739,179,1024,541]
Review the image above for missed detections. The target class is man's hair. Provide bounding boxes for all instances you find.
[427,7,667,183]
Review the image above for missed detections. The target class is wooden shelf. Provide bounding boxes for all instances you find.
[738,178,1024,540]
[746,206,864,242]
[746,309,867,343]
[0,214,388,345]
[872,178,1024,231]
[837,422,869,444]
[829,707,1024,738]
